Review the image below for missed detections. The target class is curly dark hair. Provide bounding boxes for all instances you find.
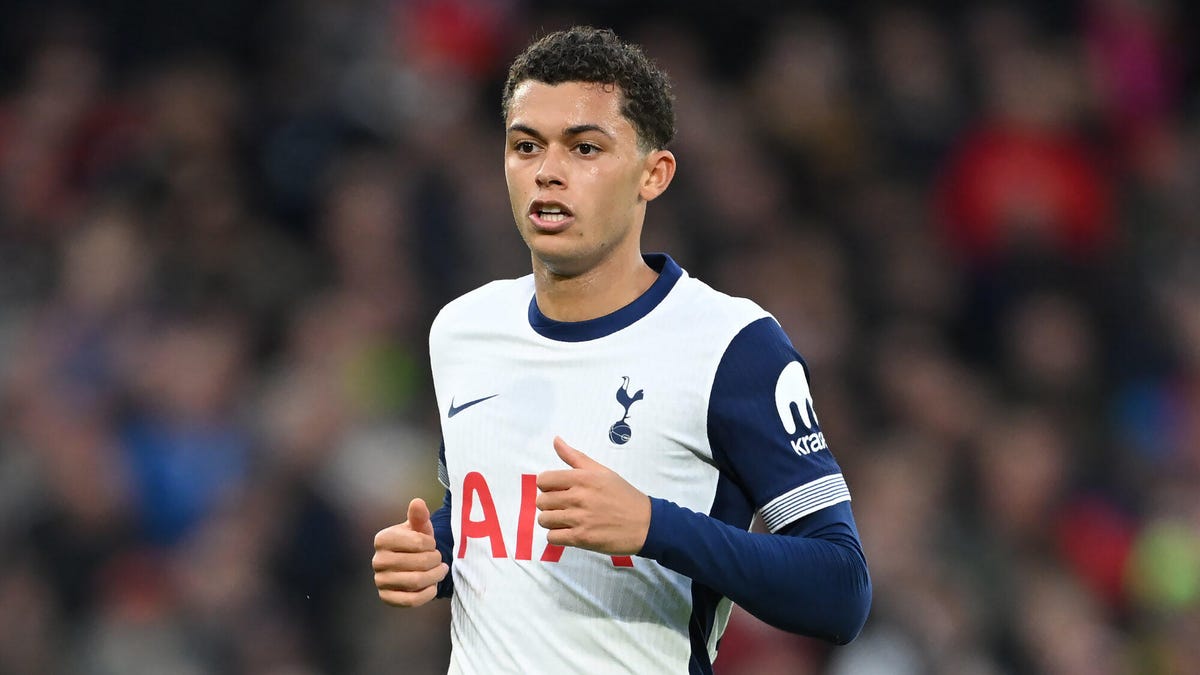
[501,26,676,151]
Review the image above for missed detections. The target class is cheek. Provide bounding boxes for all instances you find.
[581,163,634,198]
[505,164,527,195]
[504,161,521,190]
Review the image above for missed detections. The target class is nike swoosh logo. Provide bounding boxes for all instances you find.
[447,394,498,418]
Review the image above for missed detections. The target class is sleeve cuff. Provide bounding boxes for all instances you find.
[639,496,683,560]
[759,473,850,533]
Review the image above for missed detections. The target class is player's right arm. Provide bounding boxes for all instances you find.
[372,497,450,607]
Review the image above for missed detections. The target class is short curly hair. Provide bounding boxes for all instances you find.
[501,26,676,151]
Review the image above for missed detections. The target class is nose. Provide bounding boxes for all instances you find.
[535,146,567,188]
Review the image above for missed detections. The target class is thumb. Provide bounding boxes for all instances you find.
[406,497,434,536]
[553,436,600,469]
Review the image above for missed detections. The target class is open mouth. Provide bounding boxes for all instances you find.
[530,201,574,228]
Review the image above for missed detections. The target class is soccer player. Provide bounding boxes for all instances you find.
[373,26,871,673]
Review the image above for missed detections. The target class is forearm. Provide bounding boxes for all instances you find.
[638,499,871,643]
[432,489,455,598]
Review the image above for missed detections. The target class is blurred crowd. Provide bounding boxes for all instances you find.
[0,1,1197,673]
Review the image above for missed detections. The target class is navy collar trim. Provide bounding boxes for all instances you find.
[528,253,681,342]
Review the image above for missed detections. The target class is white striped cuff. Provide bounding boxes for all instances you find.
[437,460,449,490]
[759,474,851,533]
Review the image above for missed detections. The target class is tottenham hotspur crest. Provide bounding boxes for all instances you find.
[608,376,644,445]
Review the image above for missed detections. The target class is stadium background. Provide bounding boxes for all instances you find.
[0,1,1197,673]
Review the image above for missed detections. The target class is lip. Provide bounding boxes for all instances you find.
[528,200,575,233]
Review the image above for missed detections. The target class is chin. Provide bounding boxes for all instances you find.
[529,240,595,277]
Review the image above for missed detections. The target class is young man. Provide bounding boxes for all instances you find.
[373,26,871,673]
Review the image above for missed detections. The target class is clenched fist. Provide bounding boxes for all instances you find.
[373,497,449,607]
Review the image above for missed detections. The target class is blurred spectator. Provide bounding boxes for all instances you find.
[120,312,252,546]
[0,15,139,237]
[936,18,1115,265]
[866,6,966,179]
[1083,0,1180,158]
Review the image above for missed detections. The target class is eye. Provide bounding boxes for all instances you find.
[577,142,600,156]
[515,140,537,154]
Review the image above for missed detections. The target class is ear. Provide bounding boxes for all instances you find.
[638,150,676,202]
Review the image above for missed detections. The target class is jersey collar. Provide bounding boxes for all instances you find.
[527,253,682,342]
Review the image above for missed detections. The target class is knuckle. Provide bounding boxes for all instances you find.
[383,572,414,591]
[422,568,442,586]
[380,550,403,569]
[379,590,411,607]
[387,575,435,600]
[376,525,407,549]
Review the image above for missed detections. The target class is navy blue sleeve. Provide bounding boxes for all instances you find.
[639,317,871,642]
[707,318,850,531]
[432,488,455,599]
[639,499,870,643]
[433,440,455,599]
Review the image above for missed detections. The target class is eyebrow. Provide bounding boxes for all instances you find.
[507,123,616,141]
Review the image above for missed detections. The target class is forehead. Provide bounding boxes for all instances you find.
[506,80,634,135]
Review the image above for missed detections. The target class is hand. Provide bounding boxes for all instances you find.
[535,436,652,555]
[373,498,449,607]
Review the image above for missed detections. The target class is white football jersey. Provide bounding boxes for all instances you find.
[429,255,850,674]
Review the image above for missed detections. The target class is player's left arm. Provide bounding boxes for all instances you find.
[643,316,871,642]
[432,441,455,598]
[639,496,869,644]
[536,442,869,643]
[536,317,871,643]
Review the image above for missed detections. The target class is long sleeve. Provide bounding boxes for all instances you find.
[676,315,872,642]
[432,487,455,598]
[433,439,455,598]
[639,499,871,643]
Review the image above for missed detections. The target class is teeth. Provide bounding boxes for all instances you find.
[541,212,567,222]
[540,206,562,214]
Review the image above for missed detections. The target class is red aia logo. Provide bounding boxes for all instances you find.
[457,472,634,568]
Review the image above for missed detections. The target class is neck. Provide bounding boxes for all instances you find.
[532,250,658,322]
